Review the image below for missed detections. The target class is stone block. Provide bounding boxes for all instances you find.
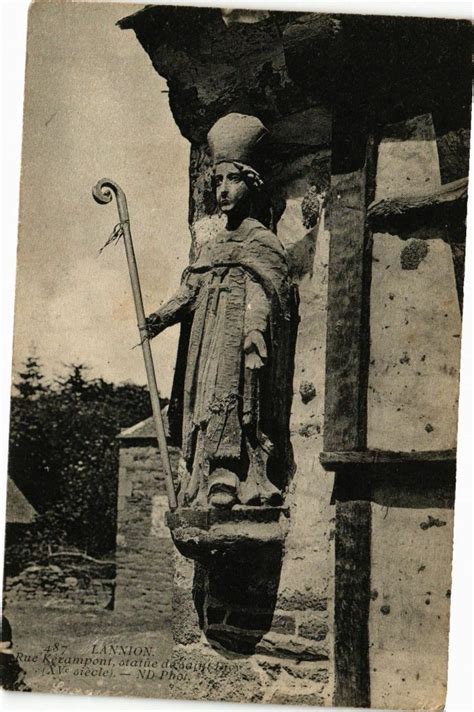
[277,587,328,612]
[172,587,202,646]
[256,658,330,684]
[256,631,329,661]
[271,612,296,635]
[298,618,329,641]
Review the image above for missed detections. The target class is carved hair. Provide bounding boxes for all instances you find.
[231,161,264,191]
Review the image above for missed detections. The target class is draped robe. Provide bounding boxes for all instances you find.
[156,217,297,504]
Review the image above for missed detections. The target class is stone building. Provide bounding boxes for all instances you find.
[115,7,470,709]
[116,417,180,623]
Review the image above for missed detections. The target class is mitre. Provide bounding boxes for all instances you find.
[207,113,268,170]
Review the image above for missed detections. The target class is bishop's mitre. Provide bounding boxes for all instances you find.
[207,113,268,170]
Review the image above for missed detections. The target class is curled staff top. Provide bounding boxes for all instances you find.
[93,178,126,206]
[92,179,130,226]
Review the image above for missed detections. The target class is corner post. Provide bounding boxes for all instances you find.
[325,107,377,707]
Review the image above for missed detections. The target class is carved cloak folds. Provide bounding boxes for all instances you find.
[163,217,297,495]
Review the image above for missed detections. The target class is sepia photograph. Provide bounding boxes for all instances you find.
[1,1,472,709]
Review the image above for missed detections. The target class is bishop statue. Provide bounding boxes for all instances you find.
[146,113,296,509]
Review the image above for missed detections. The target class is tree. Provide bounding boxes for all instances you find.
[8,358,152,559]
[13,353,47,400]
[56,363,90,397]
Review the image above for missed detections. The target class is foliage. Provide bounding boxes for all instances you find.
[13,353,46,400]
[8,358,152,561]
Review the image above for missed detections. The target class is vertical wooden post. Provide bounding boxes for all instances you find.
[325,110,376,707]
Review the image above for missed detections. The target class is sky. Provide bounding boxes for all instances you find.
[12,1,190,394]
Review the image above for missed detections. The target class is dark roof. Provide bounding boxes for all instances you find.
[6,478,37,524]
[118,412,170,441]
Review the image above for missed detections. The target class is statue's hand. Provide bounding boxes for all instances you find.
[145,312,164,340]
[244,330,267,370]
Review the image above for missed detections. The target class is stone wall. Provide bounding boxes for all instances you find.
[166,547,331,705]
[115,440,180,623]
[4,560,114,609]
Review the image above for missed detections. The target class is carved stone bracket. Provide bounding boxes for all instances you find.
[165,506,290,561]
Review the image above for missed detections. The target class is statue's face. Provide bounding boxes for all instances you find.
[214,162,251,214]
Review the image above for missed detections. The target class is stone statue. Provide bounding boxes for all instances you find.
[147,113,296,509]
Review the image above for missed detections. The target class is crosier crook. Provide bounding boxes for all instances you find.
[92,178,178,510]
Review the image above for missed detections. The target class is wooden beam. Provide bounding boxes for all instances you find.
[367,176,468,234]
[324,168,370,450]
[334,499,371,708]
[320,448,456,470]
[325,110,375,707]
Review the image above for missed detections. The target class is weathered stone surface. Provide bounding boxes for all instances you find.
[301,185,324,228]
[172,587,202,646]
[436,128,470,184]
[256,632,328,660]
[115,444,181,620]
[205,624,268,655]
[118,7,343,147]
[400,239,429,270]
[299,618,329,641]
[221,9,270,26]
[174,550,194,590]
[271,613,296,635]
[5,563,112,610]
[299,380,317,404]
[277,586,328,612]
[271,105,331,148]
[257,658,330,683]
[167,647,264,703]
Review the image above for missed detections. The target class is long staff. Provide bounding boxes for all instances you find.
[93,178,177,510]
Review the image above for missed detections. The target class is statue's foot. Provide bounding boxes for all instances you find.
[239,473,283,507]
[207,469,239,509]
[208,488,238,509]
[240,487,283,507]
[250,490,283,506]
